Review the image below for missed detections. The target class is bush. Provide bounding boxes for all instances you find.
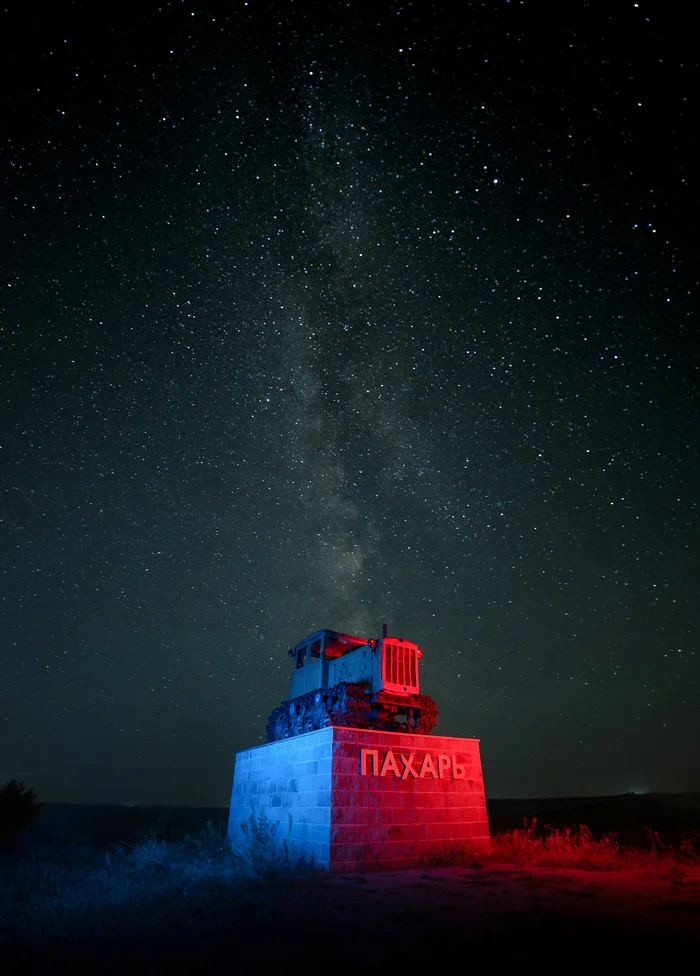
[237,809,295,878]
[0,780,42,836]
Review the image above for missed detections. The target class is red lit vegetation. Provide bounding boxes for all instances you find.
[483,817,700,870]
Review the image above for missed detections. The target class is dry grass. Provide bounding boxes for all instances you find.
[482,818,700,870]
[1,813,698,963]
[0,814,314,963]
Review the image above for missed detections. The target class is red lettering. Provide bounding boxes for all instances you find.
[438,754,451,778]
[380,750,401,777]
[360,749,379,776]
[360,750,465,780]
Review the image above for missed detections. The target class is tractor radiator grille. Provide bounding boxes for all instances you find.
[382,640,419,693]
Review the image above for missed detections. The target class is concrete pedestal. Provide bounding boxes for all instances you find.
[228,726,489,872]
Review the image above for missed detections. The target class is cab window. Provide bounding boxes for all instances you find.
[310,639,321,660]
[296,645,307,669]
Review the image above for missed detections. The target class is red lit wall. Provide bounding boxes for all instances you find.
[330,727,489,871]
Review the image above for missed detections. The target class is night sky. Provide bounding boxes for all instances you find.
[1,2,698,806]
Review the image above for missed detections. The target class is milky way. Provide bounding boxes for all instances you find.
[1,2,697,803]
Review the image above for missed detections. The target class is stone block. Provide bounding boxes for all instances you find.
[228,727,489,872]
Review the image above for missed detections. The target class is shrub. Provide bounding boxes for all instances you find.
[0,780,42,836]
[237,808,293,878]
[180,819,230,861]
[117,828,173,873]
[232,807,319,879]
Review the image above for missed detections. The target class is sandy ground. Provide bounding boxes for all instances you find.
[232,863,700,965]
[3,862,698,968]
[324,862,700,924]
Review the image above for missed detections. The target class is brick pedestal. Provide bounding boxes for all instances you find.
[228,726,489,872]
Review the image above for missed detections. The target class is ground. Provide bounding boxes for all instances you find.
[305,864,700,958]
[2,797,699,967]
[223,863,700,965]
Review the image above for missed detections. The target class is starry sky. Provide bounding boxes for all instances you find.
[1,1,698,806]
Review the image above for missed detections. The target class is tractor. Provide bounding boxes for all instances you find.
[265,624,438,741]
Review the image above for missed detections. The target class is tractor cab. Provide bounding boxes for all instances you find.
[288,629,368,698]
